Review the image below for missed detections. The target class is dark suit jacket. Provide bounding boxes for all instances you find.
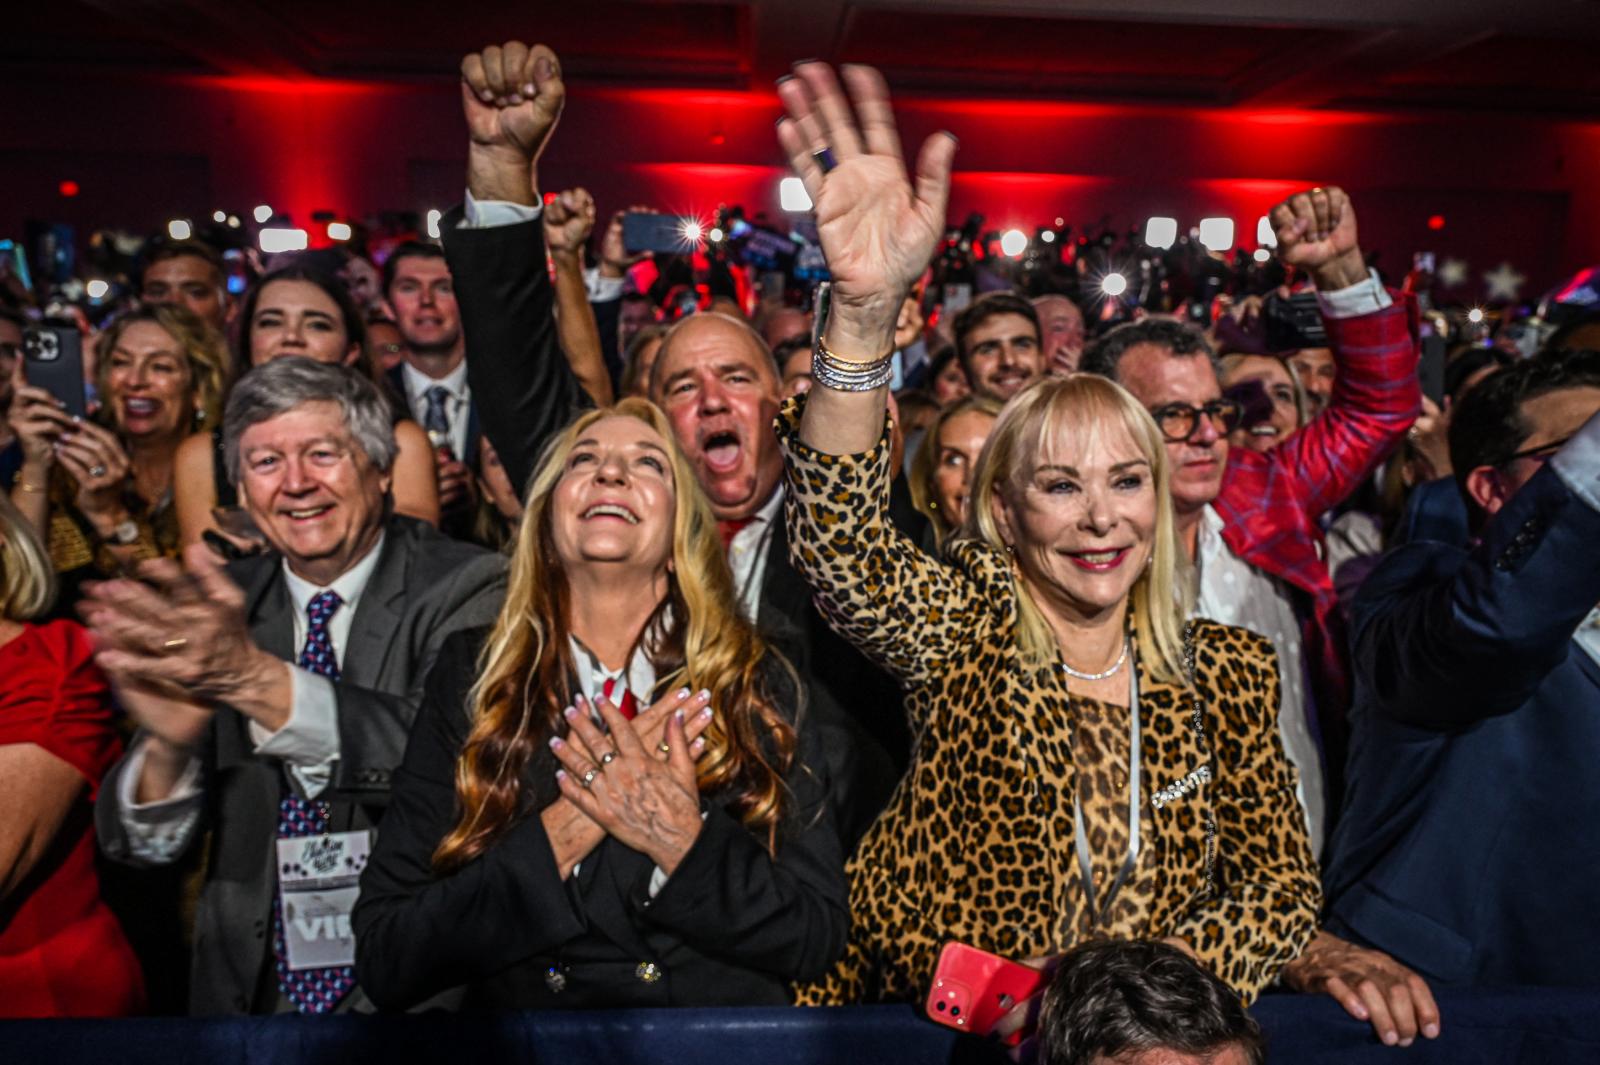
[383,363,482,471]
[1323,454,1600,986]
[1392,474,1471,548]
[352,628,848,1010]
[440,207,923,847]
[95,516,506,1014]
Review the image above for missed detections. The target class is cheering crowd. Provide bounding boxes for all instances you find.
[3,38,1599,1061]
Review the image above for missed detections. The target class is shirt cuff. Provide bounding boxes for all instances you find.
[116,737,204,863]
[249,666,341,798]
[1315,270,1393,319]
[461,189,543,229]
[1548,410,1600,513]
[584,266,626,303]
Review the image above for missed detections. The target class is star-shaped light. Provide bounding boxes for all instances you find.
[1438,258,1468,288]
[1484,262,1526,302]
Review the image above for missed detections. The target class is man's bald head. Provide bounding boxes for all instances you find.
[648,313,781,401]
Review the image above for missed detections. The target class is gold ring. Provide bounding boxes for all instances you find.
[657,741,671,755]
[163,637,189,652]
[580,768,599,788]
[598,750,616,766]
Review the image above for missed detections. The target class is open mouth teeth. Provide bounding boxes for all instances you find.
[287,506,331,519]
[1249,425,1279,436]
[124,398,158,415]
[1075,549,1123,564]
[583,503,639,524]
[703,431,741,466]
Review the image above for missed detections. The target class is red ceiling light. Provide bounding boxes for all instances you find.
[1427,214,1446,230]
[58,180,80,197]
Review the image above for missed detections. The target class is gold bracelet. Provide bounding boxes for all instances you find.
[813,338,895,392]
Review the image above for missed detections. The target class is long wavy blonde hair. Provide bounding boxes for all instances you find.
[959,374,1191,685]
[433,398,796,871]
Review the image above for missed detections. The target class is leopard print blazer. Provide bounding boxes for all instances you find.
[777,400,1319,1005]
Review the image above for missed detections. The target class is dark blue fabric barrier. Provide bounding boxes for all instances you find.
[3,989,1597,1064]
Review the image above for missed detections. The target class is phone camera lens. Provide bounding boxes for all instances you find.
[950,1006,961,1017]
[935,1001,946,1012]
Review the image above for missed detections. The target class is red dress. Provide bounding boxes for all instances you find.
[0,619,145,1016]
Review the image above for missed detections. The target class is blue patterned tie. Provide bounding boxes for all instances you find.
[422,385,451,440]
[272,589,355,1014]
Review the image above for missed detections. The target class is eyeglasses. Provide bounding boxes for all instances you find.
[1149,400,1244,443]
[1500,435,1571,467]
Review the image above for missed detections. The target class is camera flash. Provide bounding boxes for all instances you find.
[1000,229,1027,257]
[1468,308,1485,324]
[167,219,192,240]
[1101,272,1128,297]
[86,279,110,300]
[1256,216,1278,248]
[212,210,227,224]
[1144,218,1177,250]
[779,177,813,212]
[1253,248,1271,263]
[1198,217,1235,252]
[681,220,704,244]
[327,222,352,241]
[253,205,274,224]
[259,227,309,253]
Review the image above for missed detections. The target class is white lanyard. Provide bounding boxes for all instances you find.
[1071,664,1141,929]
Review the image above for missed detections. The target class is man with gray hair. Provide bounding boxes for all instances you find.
[90,357,503,1016]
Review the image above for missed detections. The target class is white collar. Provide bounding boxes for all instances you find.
[568,630,659,708]
[401,358,469,402]
[281,532,386,618]
[745,486,784,530]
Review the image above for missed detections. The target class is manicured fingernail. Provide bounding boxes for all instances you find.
[1423,1024,1439,1038]
[562,705,577,719]
[1382,1031,1397,1046]
[508,93,524,105]
[523,83,536,96]
[701,706,714,719]
[1399,1039,1413,1048]
[536,57,553,80]
[943,131,960,146]
[697,689,711,700]
[555,768,567,781]
[674,709,684,723]
[692,738,706,751]
[676,687,691,699]
[479,90,494,102]
[548,735,564,749]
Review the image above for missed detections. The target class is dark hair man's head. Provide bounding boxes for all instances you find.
[619,292,657,352]
[953,292,1042,401]
[1449,346,1600,530]
[1036,940,1264,1065]
[141,239,229,331]
[1082,318,1230,520]
[381,242,461,368]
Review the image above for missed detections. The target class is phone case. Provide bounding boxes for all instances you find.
[22,326,87,419]
[925,941,1048,1045]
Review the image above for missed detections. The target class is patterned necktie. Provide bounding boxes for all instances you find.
[422,385,451,439]
[602,676,639,720]
[273,589,355,1014]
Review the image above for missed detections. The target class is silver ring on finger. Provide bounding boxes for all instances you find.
[811,147,837,173]
[89,463,108,478]
[598,750,617,766]
[580,768,599,788]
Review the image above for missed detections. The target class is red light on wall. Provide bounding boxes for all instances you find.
[1427,214,1446,230]
[59,180,80,197]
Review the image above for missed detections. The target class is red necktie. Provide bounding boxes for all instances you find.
[602,676,639,720]
[718,517,753,551]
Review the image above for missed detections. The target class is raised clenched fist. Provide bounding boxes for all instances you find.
[460,41,565,206]
[1269,185,1366,291]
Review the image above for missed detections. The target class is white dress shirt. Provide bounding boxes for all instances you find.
[728,489,784,624]
[401,359,472,462]
[117,536,387,861]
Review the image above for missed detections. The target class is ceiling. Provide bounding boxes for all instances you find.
[6,0,1600,116]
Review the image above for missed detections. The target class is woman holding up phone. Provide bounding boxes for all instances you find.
[773,62,1318,1010]
[7,305,226,602]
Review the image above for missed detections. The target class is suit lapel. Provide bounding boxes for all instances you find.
[217,558,295,771]
[755,519,805,647]
[343,530,409,690]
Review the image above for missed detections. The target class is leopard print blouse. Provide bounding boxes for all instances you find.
[776,399,1319,1005]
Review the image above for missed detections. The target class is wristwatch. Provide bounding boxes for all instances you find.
[107,519,141,545]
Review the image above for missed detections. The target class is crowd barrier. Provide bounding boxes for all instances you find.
[3,988,1596,1064]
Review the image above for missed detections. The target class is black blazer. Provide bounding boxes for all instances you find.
[352,627,849,1010]
[440,208,923,846]
[95,516,506,1015]
[383,363,483,472]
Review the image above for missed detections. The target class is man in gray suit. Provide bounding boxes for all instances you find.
[90,358,503,1015]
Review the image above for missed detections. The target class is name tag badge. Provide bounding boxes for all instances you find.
[275,830,371,972]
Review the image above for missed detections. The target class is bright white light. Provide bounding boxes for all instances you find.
[1198,217,1235,252]
[327,222,352,241]
[167,219,192,240]
[1144,217,1178,250]
[1468,307,1485,324]
[1054,217,1065,227]
[681,220,703,243]
[1000,229,1028,257]
[708,227,725,243]
[86,279,110,300]
[258,227,309,253]
[227,215,241,228]
[1253,248,1271,263]
[1040,230,1056,244]
[212,210,227,223]
[779,177,813,212]
[425,210,442,239]
[1101,272,1128,297]
[1256,215,1278,248]
[253,204,274,224]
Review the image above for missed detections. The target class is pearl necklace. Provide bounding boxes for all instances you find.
[1060,638,1129,681]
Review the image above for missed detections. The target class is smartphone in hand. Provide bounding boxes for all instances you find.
[22,324,88,419]
[925,941,1048,1046]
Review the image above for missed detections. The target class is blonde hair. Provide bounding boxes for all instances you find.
[958,374,1190,685]
[909,393,1005,544]
[0,492,56,621]
[97,304,230,432]
[434,398,796,870]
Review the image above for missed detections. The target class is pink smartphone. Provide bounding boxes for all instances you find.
[925,941,1048,1045]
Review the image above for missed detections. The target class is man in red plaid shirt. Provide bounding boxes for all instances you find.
[1085,187,1437,1048]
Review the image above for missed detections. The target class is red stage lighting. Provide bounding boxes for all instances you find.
[59,180,80,197]
[1428,215,1446,230]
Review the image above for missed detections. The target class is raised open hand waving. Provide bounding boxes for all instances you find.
[776,63,957,357]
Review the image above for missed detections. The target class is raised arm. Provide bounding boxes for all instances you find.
[444,41,589,496]
[545,188,614,406]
